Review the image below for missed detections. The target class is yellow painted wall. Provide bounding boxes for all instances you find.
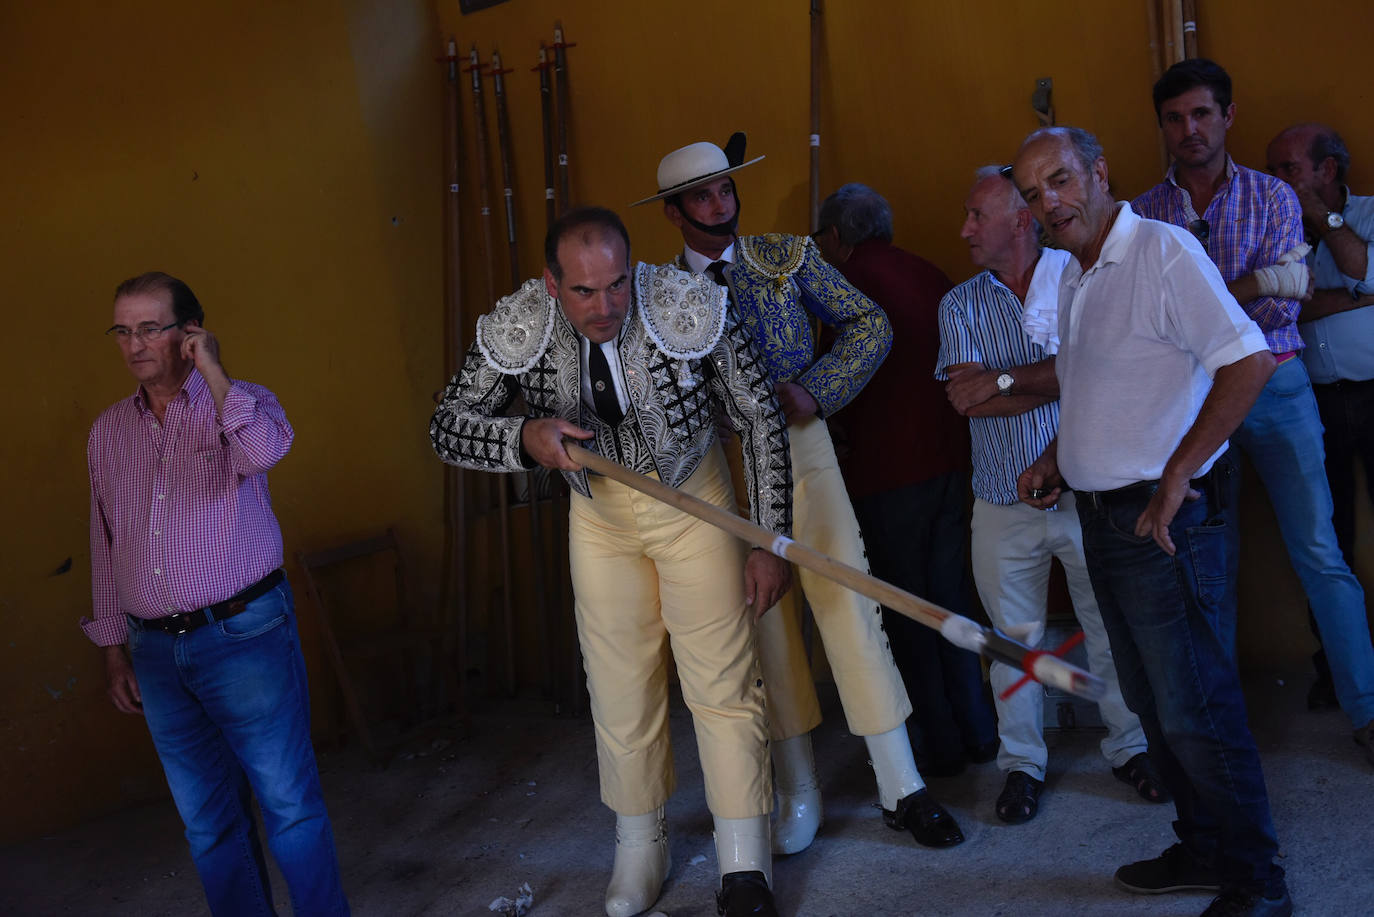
[1,0,447,842]
[4,0,1371,841]
[436,0,1373,675]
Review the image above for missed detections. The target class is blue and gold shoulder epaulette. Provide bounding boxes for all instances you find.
[737,233,809,282]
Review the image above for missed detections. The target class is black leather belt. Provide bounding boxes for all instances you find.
[137,569,285,636]
[1077,462,1227,513]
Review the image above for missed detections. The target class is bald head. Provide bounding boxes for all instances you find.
[1011,126,1114,268]
[961,167,1038,273]
[1267,122,1349,202]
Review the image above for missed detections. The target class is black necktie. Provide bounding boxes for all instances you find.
[588,341,623,426]
[706,260,730,289]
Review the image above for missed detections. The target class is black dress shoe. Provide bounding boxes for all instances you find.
[715,871,777,916]
[1307,674,1339,710]
[882,788,965,847]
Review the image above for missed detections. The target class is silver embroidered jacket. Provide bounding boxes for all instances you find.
[430,262,793,536]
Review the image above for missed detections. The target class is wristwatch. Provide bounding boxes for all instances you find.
[995,371,1015,396]
[1326,211,1345,231]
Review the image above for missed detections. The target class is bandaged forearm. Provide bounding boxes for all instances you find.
[1253,244,1312,299]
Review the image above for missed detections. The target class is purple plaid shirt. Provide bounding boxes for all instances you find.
[1133,157,1305,354]
[83,369,293,646]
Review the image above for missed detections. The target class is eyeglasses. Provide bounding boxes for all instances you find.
[1188,219,1210,247]
[999,164,1015,179]
[106,321,182,343]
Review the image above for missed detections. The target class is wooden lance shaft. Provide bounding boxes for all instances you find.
[489,49,520,294]
[440,37,469,718]
[466,44,517,697]
[534,44,558,231]
[1181,0,1199,58]
[565,442,1106,702]
[808,0,822,233]
[491,47,555,702]
[552,22,574,215]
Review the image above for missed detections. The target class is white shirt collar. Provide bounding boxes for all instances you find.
[683,241,736,275]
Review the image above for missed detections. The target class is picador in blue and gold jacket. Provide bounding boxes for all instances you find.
[634,137,966,859]
[431,207,794,917]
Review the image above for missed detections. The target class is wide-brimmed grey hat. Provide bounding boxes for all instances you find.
[630,138,764,207]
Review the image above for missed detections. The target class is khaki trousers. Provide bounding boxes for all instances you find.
[731,417,912,739]
[570,443,770,818]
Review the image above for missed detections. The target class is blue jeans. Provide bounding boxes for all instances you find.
[1231,358,1374,728]
[852,471,998,768]
[128,580,349,916]
[1077,481,1284,897]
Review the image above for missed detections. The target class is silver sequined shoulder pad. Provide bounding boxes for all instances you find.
[475,277,557,374]
[634,261,727,360]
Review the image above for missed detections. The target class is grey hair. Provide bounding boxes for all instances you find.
[818,182,893,246]
[973,164,1039,233]
[1021,126,1105,173]
[1309,126,1351,184]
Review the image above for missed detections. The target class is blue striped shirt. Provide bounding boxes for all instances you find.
[936,253,1068,506]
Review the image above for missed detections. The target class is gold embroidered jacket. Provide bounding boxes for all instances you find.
[430,262,793,536]
[679,233,892,417]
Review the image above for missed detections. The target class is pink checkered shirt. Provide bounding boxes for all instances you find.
[82,369,293,646]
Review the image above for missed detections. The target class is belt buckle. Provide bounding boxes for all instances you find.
[170,613,192,636]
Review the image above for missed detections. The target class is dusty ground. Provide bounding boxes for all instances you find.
[4,674,1371,916]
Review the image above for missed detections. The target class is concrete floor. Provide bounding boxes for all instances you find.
[4,673,1371,917]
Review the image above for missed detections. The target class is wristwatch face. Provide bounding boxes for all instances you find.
[996,372,1014,394]
[1327,211,1345,230]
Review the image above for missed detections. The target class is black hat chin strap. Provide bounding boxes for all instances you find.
[671,184,743,238]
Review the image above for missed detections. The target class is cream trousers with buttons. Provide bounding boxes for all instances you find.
[733,416,913,740]
[570,443,771,818]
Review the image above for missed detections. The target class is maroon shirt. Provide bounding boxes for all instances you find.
[829,239,969,501]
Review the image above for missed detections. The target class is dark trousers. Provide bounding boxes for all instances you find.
[1077,475,1284,897]
[1314,377,1374,565]
[851,471,998,769]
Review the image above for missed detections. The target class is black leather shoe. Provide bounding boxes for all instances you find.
[882,788,964,847]
[995,770,1044,824]
[1307,674,1339,710]
[715,871,777,916]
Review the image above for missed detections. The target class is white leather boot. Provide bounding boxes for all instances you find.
[714,814,777,916]
[771,732,823,854]
[866,725,964,848]
[864,725,924,810]
[604,808,670,917]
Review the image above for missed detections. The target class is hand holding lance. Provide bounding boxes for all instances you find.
[564,442,1106,702]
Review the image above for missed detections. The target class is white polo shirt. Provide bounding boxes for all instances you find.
[1055,203,1269,492]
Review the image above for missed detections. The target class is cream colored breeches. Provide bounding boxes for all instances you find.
[730,416,912,739]
[570,444,771,818]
